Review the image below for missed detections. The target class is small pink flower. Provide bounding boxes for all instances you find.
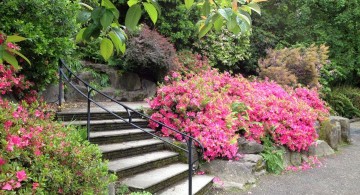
[16,170,27,182]
[0,158,5,166]
[2,183,12,190]
[32,182,39,190]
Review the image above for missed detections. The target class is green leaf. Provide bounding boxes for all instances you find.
[218,8,233,21]
[10,49,31,65]
[150,0,161,17]
[112,27,127,44]
[202,0,211,16]
[102,0,117,9]
[143,2,158,24]
[100,10,114,29]
[100,38,114,61]
[3,51,19,70]
[127,0,139,7]
[76,10,92,23]
[236,10,251,26]
[213,15,223,32]
[247,2,261,15]
[185,0,194,9]
[83,24,99,41]
[108,31,125,54]
[199,23,213,38]
[125,4,142,32]
[76,28,86,43]
[6,35,26,43]
[92,7,106,22]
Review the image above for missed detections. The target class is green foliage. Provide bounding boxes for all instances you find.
[261,136,285,174]
[122,25,179,82]
[326,90,360,118]
[0,33,30,70]
[193,27,251,72]
[326,86,360,118]
[0,0,80,90]
[155,2,198,50]
[258,44,329,87]
[250,0,360,87]
[0,99,116,193]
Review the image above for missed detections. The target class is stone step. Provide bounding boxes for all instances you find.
[109,151,179,178]
[62,119,149,131]
[89,128,155,144]
[121,163,189,193]
[57,111,143,121]
[156,175,214,195]
[99,139,165,160]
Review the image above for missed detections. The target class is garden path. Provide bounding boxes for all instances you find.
[236,121,360,195]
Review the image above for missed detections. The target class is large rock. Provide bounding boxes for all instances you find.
[141,79,157,97]
[237,137,264,154]
[327,121,341,150]
[330,116,351,143]
[201,159,256,190]
[42,83,64,103]
[64,84,87,102]
[308,140,335,157]
[118,72,142,91]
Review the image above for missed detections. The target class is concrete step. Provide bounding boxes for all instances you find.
[89,128,155,144]
[57,111,143,121]
[121,163,189,193]
[156,175,214,195]
[109,151,179,178]
[99,139,165,160]
[62,119,148,131]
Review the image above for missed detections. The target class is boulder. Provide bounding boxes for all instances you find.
[42,83,64,103]
[290,152,302,166]
[330,116,351,143]
[93,87,116,101]
[237,137,264,154]
[308,140,335,157]
[64,84,87,102]
[327,121,341,150]
[201,159,255,190]
[118,72,142,91]
[141,79,157,97]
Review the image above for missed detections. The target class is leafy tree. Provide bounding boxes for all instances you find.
[249,0,360,86]
[77,0,265,61]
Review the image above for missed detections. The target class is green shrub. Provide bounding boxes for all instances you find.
[261,136,285,174]
[155,2,198,50]
[259,44,329,88]
[122,25,179,82]
[193,27,251,72]
[0,0,80,90]
[326,86,360,118]
[0,99,116,193]
[326,90,360,118]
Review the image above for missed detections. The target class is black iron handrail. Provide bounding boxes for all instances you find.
[58,59,204,195]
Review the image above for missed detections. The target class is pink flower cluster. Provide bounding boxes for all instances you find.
[148,70,329,160]
[0,64,32,95]
[285,156,323,172]
[0,98,51,191]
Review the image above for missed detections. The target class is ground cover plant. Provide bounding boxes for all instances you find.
[148,69,329,161]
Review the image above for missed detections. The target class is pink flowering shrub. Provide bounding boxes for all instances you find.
[0,99,116,194]
[148,70,329,160]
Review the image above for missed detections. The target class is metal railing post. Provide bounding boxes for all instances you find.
[87,87,91,141]
[188,137,193,195]
[58,61,63,108]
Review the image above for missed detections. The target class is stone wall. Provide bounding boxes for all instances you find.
[62,62,157,102]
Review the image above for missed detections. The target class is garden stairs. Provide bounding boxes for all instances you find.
[57,105,213,195]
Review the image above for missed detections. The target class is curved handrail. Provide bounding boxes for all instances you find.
[58,59,204,171]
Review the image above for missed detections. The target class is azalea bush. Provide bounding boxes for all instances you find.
[0,99,116,193]
[148,69,329,160]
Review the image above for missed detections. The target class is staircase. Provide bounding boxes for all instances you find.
[57,107,213,195]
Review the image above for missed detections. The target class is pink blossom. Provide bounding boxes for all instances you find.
[16,170,27,182]
[0,158,5,166]
[2,183,12,190]
[33,182,39,190]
